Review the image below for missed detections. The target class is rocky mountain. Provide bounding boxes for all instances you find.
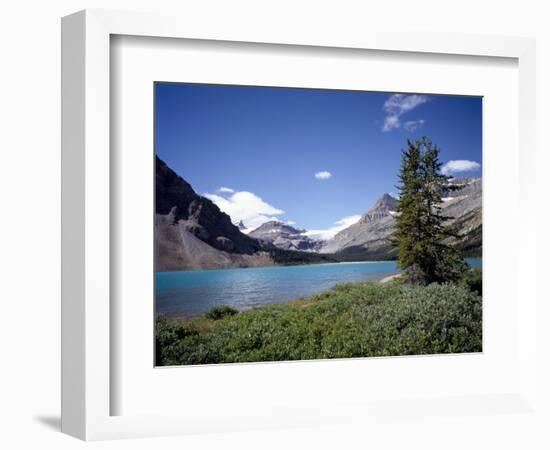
[443,177,481,198]
[248,221,324,252]
[156,156,262,255]
[156,157,270,270]
[356,193,398,224]
[440,178,482,256]
[156,156,481,269]
[321,179,482,260]
[235,220,247,231]
[156,157,335,270]
[320,193,399,259]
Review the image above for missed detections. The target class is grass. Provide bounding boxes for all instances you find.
[156,279,482,366]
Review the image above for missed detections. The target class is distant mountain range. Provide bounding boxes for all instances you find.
[248,221,324,252]
[156,157,481,271]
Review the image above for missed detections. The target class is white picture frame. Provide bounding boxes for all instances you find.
[61,9,539,441]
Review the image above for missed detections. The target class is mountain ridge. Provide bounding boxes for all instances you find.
[156,156,261,255]
[156,157,481,269]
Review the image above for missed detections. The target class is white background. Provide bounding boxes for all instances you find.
[1,1,548,449]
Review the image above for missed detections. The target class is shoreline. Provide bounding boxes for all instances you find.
[157,258,398,275]
[160,272,403,321]
[158,255,480,275]
[380,273,402,283]
[157,259,480,320]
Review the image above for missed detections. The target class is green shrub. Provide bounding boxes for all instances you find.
[460,267,482,296]
[204,305,239,320]
[156,282,482,366]
[155,315,198,366]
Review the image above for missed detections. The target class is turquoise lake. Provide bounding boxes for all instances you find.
[156,258,481,319]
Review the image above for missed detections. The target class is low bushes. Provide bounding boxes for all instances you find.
[156,281,482,366]
[204,305,239,320]
[460,267,482,296]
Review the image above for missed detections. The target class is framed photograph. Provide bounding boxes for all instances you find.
[153,82,483,367]
[62,9,539,441]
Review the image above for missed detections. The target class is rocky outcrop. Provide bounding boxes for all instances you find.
[248,221,324,252]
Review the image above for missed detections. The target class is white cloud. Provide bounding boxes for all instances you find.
[384,94,428,115]
[286,220,296,225]
[304,214,361,241]
[204,190,284,231]
[403,119,425,132]
[441,160,481,175]
[315,171,332,180]
[383,115,400,132]
[334,215,362,228]
[218,186,235,193]
[382,94,428,132]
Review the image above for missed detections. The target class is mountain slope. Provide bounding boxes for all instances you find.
[156,208,275,271]
[440,178,482,255]
[156,156,261,255]
[322,179,482,260]
[320,193,398,259]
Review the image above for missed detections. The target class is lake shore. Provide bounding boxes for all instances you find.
[165,270,403,321]
[157,258,398,274]
[156,277,482,366]
[156,260,401,318]
[157,258,481,319]
[380,273,402,283]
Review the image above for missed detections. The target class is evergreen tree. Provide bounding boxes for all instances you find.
[392,137,466,284]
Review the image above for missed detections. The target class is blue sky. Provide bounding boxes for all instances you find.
[155,83,482,238]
